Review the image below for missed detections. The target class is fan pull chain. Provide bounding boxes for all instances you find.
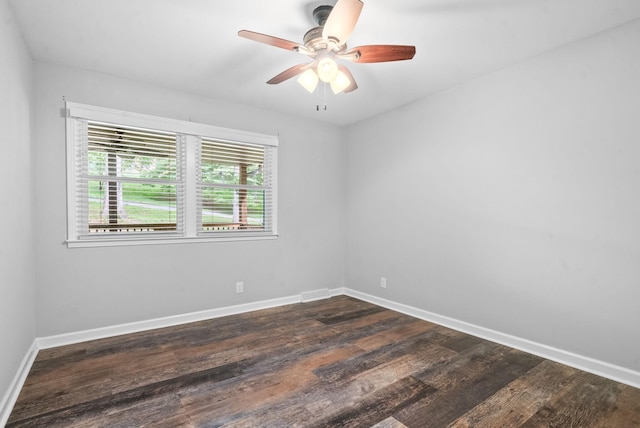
[316,83,328,111]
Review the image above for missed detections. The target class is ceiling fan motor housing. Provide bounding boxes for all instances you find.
[313,5,333,26]
[304,5,346,55]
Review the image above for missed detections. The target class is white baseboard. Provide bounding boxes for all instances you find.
[37,294,305,350]
[0,340,39,427]
[35,289,345,350]
[329,287,346,297]
[343,288,640,390]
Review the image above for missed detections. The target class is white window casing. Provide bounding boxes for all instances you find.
[66,102,278,248]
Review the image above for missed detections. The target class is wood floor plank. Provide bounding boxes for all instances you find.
[11,347,188,421]
[395,347,543,427]
[304,342,454,423]
[179,345,364,424]
[7,295,640,427]
[317,305,388,325]
[317,376,437,428]
[592,384,640,427]
[371,416,409,428]
[313,332,454,383]
[520,372,624,427]
[9,361,242,427]
[353,319,437,351]
[448,359,579,428]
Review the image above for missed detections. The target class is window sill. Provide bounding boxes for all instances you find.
[66,234,278,248]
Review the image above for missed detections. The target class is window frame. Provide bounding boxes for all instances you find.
[65,102,278,248]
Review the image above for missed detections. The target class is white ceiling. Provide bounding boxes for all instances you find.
[8,0,640,126]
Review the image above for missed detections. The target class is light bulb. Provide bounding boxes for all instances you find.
[317,56,339,83]
[297,69,319,93]
[330,70,351,94]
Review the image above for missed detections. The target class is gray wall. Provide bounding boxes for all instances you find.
[346,19,640,372]
[4,1,640,406]
[0,0,36,405]
[33,62,347,336]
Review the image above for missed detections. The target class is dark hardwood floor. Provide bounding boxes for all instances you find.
[7,295,640,427]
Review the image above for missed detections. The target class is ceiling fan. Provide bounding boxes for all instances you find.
[238,0,416,94]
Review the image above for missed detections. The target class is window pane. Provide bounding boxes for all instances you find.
[201,187,265,231]
[88,180,177,232]
[201,139,264,185]
[88,122,177,180]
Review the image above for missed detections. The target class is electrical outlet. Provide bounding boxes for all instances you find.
[236,281,244,293]
[380,277,387,288]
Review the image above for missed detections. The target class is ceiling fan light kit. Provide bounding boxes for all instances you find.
[238,0,415,96]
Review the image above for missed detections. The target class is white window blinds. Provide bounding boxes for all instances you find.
[73,120,185,238]
[66,102,278,247]
[197,138,276,236]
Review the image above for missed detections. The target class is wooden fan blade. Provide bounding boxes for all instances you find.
[267,63,311,84]
[338,65,358,93]
[344,45,416,63]
[322,0,363,44]
[238,30,301,52]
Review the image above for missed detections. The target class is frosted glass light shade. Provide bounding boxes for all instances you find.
[330,70,351,94]
[297,69,319,93]
[317,57,339,83]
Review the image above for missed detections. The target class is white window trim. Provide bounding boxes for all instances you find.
[65,102,278,248]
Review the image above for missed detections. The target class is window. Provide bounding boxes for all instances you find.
[66,103,278,247]
[198,138,274,233]
[83,121,184,235]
